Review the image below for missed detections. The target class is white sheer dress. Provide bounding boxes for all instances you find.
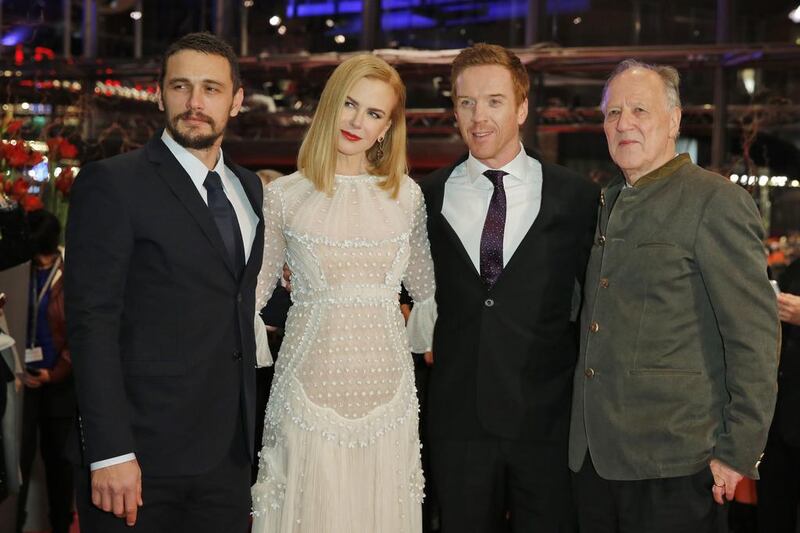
[251,171,436,533]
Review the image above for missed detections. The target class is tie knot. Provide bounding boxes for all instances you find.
[204,171,223,191]
[483,170,507,187]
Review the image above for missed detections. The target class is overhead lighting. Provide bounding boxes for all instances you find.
[130,10,142,20]
[243,0,254,6]
[334,34,346,44]
[277,25,287,35]
[325,18,335,28]
[269,15,282,26]
[790,5,800,22]
[573,17,582,24]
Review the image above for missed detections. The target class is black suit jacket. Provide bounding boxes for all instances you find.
[421,150,598,443]
[65,134,265,476]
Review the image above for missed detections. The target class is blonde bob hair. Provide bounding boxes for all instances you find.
[297,54,407,198]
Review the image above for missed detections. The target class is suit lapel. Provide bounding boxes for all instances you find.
[227,162,265,284]
[424,156,481,278]
[229,161,263,223]
[146,137,238,278]
[439,213,481,278]
[491,160,559,290]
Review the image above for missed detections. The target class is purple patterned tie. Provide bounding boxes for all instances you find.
[480,169,508,288]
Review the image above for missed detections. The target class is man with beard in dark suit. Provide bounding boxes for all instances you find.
[420,43,598,532]
[65,32,286,532]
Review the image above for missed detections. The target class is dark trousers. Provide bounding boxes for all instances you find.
[756,430,800,533]
[75,421,251,533]
[16,387,74,533]
[572,455,721,533]
[429,437,575,533]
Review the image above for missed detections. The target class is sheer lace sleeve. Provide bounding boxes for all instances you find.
[254,182,287,367]
[404,182,437,353]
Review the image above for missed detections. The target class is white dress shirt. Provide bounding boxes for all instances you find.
[441,144,543,271]
[160,130,258,260]
[90,131,258,471]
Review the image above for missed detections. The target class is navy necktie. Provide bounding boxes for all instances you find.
[480,169,508,288]
[204,170,245,277]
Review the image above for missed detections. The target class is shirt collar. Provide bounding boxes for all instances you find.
[161,129,226,190]
[466,142,528,187]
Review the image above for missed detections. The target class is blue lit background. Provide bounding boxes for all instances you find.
[286,0,590,32]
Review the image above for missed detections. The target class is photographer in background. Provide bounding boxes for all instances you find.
[16,209,76,533]
[758,253,800,533]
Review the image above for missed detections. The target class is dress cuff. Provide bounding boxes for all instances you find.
[407,296,437,353]
[255,310,274,368]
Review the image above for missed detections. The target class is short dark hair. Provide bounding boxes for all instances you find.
[451,43,530,105]
[159,32,241,92]
[28,209,61,256]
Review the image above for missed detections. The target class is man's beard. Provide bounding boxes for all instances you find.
[166,111,224,150]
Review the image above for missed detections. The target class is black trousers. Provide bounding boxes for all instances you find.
[16,387,75,533]
[429,437,575,533]
[756,430,800,533]
[75,420,251,533]
[572,455,721,533]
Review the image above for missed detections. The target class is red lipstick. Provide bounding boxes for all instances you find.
[341,130,362,142]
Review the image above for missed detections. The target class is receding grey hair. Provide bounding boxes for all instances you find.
[600,59,682,113]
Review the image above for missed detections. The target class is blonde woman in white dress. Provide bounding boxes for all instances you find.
[251,54,436,533]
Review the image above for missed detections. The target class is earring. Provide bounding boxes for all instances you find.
[375,137,385,161]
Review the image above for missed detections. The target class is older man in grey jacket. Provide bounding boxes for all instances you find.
[569,59,779,532]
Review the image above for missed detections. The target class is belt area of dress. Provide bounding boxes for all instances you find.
[290,285,399,306]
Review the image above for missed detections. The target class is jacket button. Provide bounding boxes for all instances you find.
[237,294,242,303]
[589,321,600,333]
[232,350,243,361]
[585,368,596,379]
[484,298,494,307]
[600,193,606,207]
[597,235,606,246]
[599,278,609,288]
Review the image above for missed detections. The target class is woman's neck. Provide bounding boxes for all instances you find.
[335,153,368,176]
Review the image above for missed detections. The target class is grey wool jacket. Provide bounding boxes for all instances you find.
[569,154,780,481]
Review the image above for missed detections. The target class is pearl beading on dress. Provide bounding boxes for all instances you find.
[251,172,435,530]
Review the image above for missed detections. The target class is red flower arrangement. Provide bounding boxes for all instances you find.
[54,167,75,197]
[5,119,23,136]
[5,142,30,167]
[47,136,79,160]
[21,194,44,211]
[1,118,81,216]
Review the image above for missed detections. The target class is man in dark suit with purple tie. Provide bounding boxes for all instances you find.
[420,43,599,532]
